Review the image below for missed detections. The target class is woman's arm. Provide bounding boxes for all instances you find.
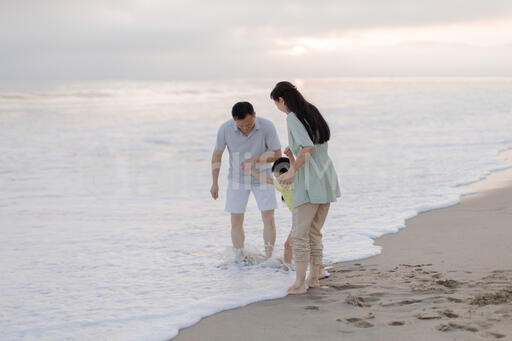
[278,146,314,187]
[291,146,314,172]
[284,146,296,168]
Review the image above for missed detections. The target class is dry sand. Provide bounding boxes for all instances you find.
[174,151,512,341]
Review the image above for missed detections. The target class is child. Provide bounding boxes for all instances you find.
[242,149,328,277]
[243,154,294,263]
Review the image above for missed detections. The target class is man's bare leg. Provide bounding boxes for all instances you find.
[231,213,245,250]
[261,209,276,258]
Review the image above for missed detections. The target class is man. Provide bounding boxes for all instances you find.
[210,101,282,258]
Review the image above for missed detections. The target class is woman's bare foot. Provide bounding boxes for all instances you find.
[287,282,307,295]
[307,264,322,288]
[306,275,320,288]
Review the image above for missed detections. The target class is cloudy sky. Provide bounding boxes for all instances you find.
[1,0,512,80]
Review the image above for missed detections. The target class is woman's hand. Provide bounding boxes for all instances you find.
[284,146,293,158]
[278,167,295,188]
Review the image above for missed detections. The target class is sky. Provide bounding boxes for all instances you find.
[1,0,512,80]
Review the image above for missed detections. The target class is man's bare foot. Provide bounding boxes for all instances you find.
[287,283,307,295]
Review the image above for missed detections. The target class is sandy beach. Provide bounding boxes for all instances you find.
[174,151,512,341]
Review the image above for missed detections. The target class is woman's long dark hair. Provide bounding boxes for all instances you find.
[270,81,330,144]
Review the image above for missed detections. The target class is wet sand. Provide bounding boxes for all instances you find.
[174,151,512,341]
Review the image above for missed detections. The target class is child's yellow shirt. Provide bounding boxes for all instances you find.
[273,179,293,211]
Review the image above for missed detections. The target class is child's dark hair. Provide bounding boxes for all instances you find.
[272,157,290,174]
[272,157,290,202]
[232,102,255,120]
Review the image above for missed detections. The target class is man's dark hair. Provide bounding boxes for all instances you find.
[232,102,255,120]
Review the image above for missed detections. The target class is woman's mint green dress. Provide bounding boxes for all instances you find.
[287,112,341,209]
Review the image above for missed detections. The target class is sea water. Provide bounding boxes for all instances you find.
[1,78,511,340]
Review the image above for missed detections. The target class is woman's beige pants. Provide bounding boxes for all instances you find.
[291,202,330,265]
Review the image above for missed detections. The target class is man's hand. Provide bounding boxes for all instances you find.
[241,156,258,170]
[210,183,219,200]
[241,161,252,173]
[211,149,223,200]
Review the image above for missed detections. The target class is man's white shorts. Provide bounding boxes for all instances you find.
[225,181,278,214]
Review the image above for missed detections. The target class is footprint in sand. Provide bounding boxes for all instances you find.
[416,314,442,320]
[380,299,423,307]
[439,309,459,318]
[470,288,512,305]
[368,292,386,297]
[435,279,461,288]
[345,294,370,307]
[329,268,357,274]
[482,331,506,339]
[365,312,375,319]
[304,305,319,310]
[437,322,478,333]
[360,295,381,305]
[340,317,374,328]
[389,321,405,326]
[330,283,368,290]
[446,297,464,303]
[400,263,432,268]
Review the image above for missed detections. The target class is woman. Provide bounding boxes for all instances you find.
[271,81,341,295]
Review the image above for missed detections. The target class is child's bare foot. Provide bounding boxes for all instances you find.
[287,282,307,295]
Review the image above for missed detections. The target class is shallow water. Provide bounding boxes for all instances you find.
[1,78,511,340]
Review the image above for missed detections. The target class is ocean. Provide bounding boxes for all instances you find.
[1,78,511,340]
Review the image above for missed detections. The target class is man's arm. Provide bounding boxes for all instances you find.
[242,149,282,168]
[255,149,282,163]
[242,162,274,185]
[210,149,223,199]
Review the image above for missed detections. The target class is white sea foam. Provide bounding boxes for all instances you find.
[0,78,511,340]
